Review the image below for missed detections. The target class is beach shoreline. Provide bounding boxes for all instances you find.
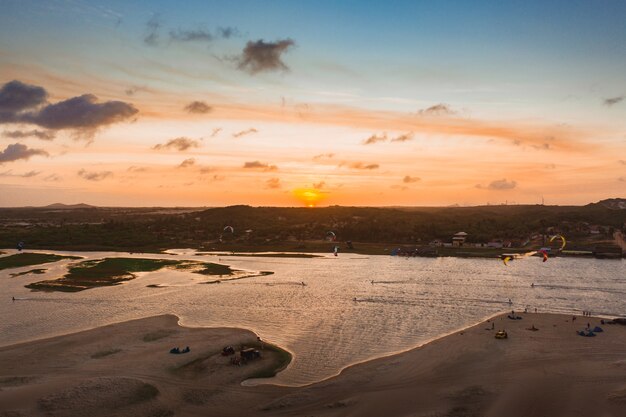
[1,312,625,416]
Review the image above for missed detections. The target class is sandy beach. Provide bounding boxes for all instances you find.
[1,312,625,417]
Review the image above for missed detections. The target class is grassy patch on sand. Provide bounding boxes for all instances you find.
[9,268,47,277]
[246,341,292,379]
[25,257,239,292]
[143,329,177,342]
[0,253,81,270]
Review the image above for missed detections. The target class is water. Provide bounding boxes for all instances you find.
[1,249,624,386]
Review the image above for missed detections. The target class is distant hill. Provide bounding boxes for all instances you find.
[593,198,626,210]
[43,203,96,209]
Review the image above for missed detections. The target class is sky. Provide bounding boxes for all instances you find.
[0,0,625,207]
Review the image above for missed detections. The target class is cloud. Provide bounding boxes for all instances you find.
[199,166,215,174]
[217,26,239,38]
[417,103,455,116]
[184,101,212,114]
[403,175,420,183]
[153,137,200,151]
[2,129,55,140]
[0,143,48,164]
[170,28,213,42]
[390,184,408,191]
[618,176,625,182]
[604,96,624,106]
[77,168,113,181]
[342,161,379,170]
[476,178,517,190]
[127,165,148,172]
[124,85,148,96]
[18,94,137,131]
[313,181,326,190]
[0,80,47,114]
[363,133,387,145]
[0,169,40,177]
[232,128,258,138]
[0,81,138,134]
[178,158,196,168]
[144,14,162,46]
[43,173,61,182]
[265,177,281,189]
[313,153,334,161]
[391,132,414,142]
[210,127,222,137]
[619,160,626,165]
[243,160,277,171]
[237,39,295,74]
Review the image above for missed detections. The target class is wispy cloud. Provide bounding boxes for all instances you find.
[2,129,55,140]
[237,39,295,74]
[391,132,414,142]
[603,96,624,106]
[144,14,162,46]
[0,143,48,164]
[0,169,41,177]
[476,178,517,190]
[417,103,456,116]
[232,128,258,138]
[340,161,379,170]
[313,181,326,189]
[403,175,420,183]
[313,153,334,161]
[265,177,281,189]
[210,127,222,137]
[363,133,387,145]
[178,158,196,168]
[184,101,212,114]
[127,166,148,172]
[153,137,200,151]
[77,169,113,181]
[243,160,277,171]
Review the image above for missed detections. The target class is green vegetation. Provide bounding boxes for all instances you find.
[9,268,47,277]
[0,253,81,270]
[25,257,236,292]
[1,200,624,255]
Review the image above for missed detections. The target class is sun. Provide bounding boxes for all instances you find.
[292,188,326,207]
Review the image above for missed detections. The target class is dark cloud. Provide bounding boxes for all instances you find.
[127,165,148,172]
[199,166,215,174]
[603,96,624,106]
[313,153,334,161]
[77,169,113,181]
[243,161,277,171]
[417,103,455,116]
[403,175,420,183]
[153,137,200,151]
[184,101,212,114]
[391,132,414,142]
[0,143,48,164]
[0,81,138,134]
[124,85,149,96]
[476,178,517,190]
[18,94,138,131]
[170,28,213,42]
[265,177,281,189]
[178,158,196,168]
[619,160,626,165]
[363,133,387,145]
[43,173,61,182]
[0,169,41,177]
[232,128,258,138]
[0,80,47,114]
[2,129,55,140]
[210,127,222,137]
[144,14,162,46]
[237,39,295,74]
[345,161,379,170]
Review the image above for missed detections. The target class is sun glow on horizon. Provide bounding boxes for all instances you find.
[292,188,327,207]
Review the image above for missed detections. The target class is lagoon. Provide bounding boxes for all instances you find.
[1,249,624,386]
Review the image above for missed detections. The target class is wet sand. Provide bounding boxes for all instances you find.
[1,312,625,416]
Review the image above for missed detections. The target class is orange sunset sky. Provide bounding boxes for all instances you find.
[1,1,625,207]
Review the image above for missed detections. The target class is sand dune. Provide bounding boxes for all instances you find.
[1,313,625,416]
